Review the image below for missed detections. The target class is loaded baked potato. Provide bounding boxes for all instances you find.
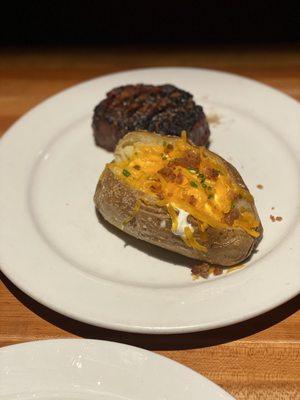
[94,131,262,266]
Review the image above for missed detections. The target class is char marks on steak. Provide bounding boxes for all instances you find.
[92,84,210,151]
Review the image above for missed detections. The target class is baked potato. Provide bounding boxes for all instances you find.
[94,131,262,266]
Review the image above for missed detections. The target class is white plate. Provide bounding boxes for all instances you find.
[0,68,299,334]
[0,339,234,399]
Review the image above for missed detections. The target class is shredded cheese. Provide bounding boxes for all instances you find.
[109,133,260,246]
[167,204,178,232]
[183,227,207,252]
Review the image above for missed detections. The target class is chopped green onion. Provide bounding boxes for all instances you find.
[163,141,167,147]
[122,169,131,177]
[162,154,168,160]
[190,181,198,188]
[187,167,199,174]
[198,173,206,182]
[201,182,207,188]
[208,194,214,199]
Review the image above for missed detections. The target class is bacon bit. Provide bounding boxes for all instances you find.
[256,184,263,189]
[231,192,240,201]
[150,184,161,192]
[192,263,210,279]
[133,165,141,170]
[158,166,176,182]
[185,150,201,168]
[170,158,188,168]
[271,207,275,210]
[168,150,200,169]
[158,166,171,175]
[150,184,164,199]
[224,208,240,225]
[206,168,219,180]
[270,214,283,222]
[167,158,186,168]
[165,143,174,153]
[188,195,197,206]
[175,171,184,184]
[213,266,223,276]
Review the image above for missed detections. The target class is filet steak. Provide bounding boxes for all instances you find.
[92,84,210,151]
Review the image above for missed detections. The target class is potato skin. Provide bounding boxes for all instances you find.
[94,132,263,266]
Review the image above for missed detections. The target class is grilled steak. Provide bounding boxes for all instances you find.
[92,84,210,151]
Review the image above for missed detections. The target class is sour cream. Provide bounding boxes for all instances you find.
[172,206,194,237]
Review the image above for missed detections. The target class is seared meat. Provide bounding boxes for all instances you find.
[92,84,210,151]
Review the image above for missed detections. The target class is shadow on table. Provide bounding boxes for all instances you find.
[1,272,299,350]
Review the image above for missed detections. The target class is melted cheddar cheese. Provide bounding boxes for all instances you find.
[108,133,260,251]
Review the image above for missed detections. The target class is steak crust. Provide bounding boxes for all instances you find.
[92,84,210,151]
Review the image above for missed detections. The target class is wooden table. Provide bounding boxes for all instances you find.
[1,45,299,399]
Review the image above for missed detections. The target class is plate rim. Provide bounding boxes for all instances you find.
[0,338,235,399]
